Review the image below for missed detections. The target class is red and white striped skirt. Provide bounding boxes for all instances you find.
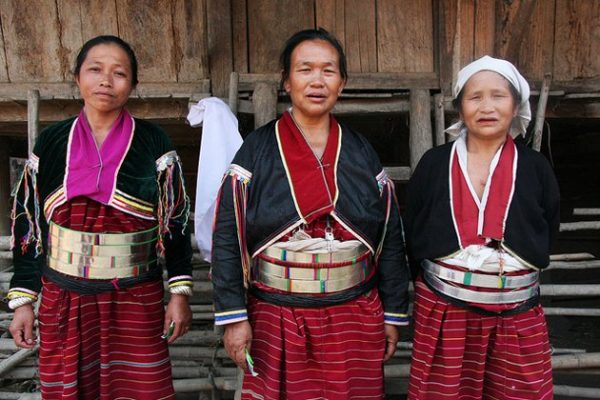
[241,289,387,399]
[38,278,174,400]
[408,277,553,400]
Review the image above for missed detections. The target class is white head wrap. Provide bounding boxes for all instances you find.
[446,55,531,138]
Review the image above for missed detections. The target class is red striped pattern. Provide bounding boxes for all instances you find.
[38,279,174,399]
[242,289,387,399]
[408,278,553,400]
[38,198,173,399]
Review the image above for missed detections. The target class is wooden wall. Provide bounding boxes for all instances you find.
[0,0,598,101]
[0,0,209,84]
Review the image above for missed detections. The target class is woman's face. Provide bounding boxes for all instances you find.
[283,39,344,121]
[460,70,517,141]
[75,43,133,116]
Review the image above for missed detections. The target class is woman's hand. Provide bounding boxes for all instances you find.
[163,294,192,344]
[223,320,253,371]
[383,324,399,362]
[9,304,37,349]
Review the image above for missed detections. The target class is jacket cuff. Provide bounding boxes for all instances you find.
[214,309,248,325]
[384,312,410,326]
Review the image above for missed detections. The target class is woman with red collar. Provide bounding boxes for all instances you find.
[405,56,560,400]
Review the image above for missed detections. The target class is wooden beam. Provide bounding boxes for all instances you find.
[433,93,445,146]
[237,72,440,91]
[495,0,537,62]
[238,97,410,116]
[228,72,239,115]
[0,82,211,101]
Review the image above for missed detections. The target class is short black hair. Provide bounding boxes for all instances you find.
[453,73,521,113]
[74,35,139,87]
[280,28,347,88]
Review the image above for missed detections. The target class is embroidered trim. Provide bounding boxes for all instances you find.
[10,154,43,256]
[155,151,191,256]
[112,190,155,220]
[214,309,248,325]
[227,164,252,183]
[384,312,410,325]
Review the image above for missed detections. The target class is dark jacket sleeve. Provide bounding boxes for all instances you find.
[539,156,561,254]
[377,183,411,324]
[211,174,248,313]
[10,157,45,294]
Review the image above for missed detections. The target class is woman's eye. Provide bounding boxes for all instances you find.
[115,71,127,77]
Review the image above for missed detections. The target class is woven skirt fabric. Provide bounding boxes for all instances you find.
[241,289,387,399]
[408,277,553,400]
[38,278,174,400]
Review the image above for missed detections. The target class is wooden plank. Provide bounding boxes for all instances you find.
[344,0,377,72]
[116,0,176,83]
[238,97,410,116]
[237,72,440,91]
[173,0,209,81]
[56,0,85,81]
[315,0,346,48]
[515,0,555,81]
[554,0,600,81]
[0,16,9,82]
[206,0,233,97]
[0,0,62,82]
[378,0,434,73]
[232,0,249,73]
[473,0,495,58]
[78,0,119,39]
[438,0,475,93]
[247,0,314,73]
[494,0,537,63]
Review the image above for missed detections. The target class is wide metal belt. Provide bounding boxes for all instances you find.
[262,245,367,264]
[255,244,371,294]
[422,259,539,289]
[47,222,158,279]
[423,269,539,304]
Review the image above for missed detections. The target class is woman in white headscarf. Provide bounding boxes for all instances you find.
[403,56,560,399]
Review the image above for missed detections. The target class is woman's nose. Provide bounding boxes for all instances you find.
[99,74,112,87]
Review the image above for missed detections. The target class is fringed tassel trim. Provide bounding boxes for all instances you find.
[227,164,252,288]
[10,155,43,257]
[156,151,191,257]
[375,173,395,262]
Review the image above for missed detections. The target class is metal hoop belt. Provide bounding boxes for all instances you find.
[47,222,158,280]
[254,244,372,294]
[423,260,539,304]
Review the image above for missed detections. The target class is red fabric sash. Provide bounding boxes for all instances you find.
[276,111,340,223]
[451,136,516,247]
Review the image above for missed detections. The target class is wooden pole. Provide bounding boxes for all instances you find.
[27,90,40,157]
[560,221,600,232]
[433,93,445,146]
[0,347,38,377]
[252,82,277,129]
[409,89,433,171]
[228,72,239,115]
[0,140,10,235]
[532,73,552,152]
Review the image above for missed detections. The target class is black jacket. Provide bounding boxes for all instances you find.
[404,140,560,273]
[211,119,410,318]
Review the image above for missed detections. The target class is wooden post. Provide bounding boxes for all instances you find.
[228,72,239,115]
[532,73,552,152]
[433,93,445,146]
[409,89,433,171]
[252,82,278,129]
[0,140,10,235]
[27,90,40,156]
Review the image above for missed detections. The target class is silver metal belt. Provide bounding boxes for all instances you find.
[422,259,539,289]
[47,222,158,279]
[423,269,539,304]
